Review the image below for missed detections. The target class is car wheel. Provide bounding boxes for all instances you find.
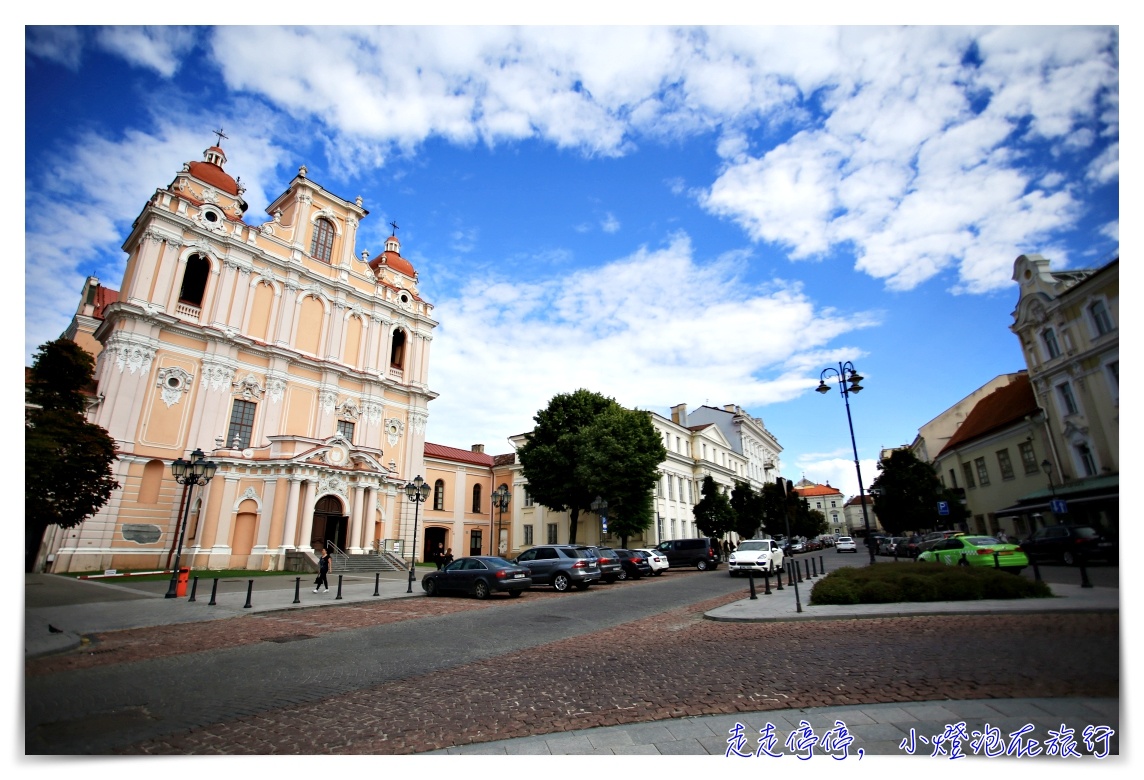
[424,579,438,597]
[473,580,490,600]
[696,559,709,571]
[508,590,523,598]
[604,576,616,584]
[617,570,628,581]
[653,569,663,576]
[1062,551,1076,566]
[574,582,591,590]
[957,558,969,567]
[553,573,571,592]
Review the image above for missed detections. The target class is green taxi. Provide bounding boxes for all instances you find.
[916,534,1028,573]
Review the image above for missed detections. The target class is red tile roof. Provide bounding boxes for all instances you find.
[794,483,843,497]
[369,249,416,278]
[187,159,239,195]
[424,442,495,467]
[93,286,119,319]
[936,373,1037,457]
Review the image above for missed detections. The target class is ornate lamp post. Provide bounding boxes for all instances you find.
[492,484,511,556]
[816,361,875,565]
[166,448,217,599]
[404,475,431,593]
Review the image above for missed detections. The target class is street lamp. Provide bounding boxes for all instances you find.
[404,475,431,593]
[817,361,875,564]
[492,484,511,557]
[166,448,217,599]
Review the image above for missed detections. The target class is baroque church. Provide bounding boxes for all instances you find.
[45,141,438,573]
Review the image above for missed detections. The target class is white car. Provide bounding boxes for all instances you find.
[727,539,785,577]
[836,536,858,553]
[635,549,669,575]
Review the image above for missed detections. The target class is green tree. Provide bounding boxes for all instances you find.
[793,508,829,540]
[518,390,665,545]
[870,449,954,535]
[730,480,765,539]
[25,338,119,571]
[693,475,735,539]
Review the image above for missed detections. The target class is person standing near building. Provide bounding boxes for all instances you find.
[313,547,331,593]
[442,548,454,567]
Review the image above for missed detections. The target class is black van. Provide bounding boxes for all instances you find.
[653,538,721,571]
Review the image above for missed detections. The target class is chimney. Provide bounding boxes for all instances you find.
[670,403,688,426]
[724,404,737,413]
[471,444,485,454]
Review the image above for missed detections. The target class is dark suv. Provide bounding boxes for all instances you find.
[1021,524,1117,565]
[609,548,653,580]
[653,538,721,571]
[588,546,624,583]
[514,545,602,591]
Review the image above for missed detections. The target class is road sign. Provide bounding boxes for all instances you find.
[938,501,949,515]
[602,518,608,533]
[1050,499,1068,514]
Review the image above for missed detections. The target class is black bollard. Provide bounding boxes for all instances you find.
[335,574,344,600]
[820,555,825,574]
[810,557,818,578]
[208,577,219,606]
[1030,553,1042,582]
[749,571,757,600]
[787,562,794,587]
[293,576,301,604]
[188,576,199,603]
[1079,555,1093,588]
[894,548,899,562]
[802,559,809,582]
[994,552,1001,569]
[243,579,253,609]
[776,563,784,590]
[374,572,381,597]
[764,569,772,595]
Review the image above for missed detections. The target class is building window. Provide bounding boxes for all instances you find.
[1041,327,1061,359]
[523,524,533,546]
[974,457,990,486]
[962,462,976,489]
[472,484,482,513]
[1018,441,1039,474]
[1089,300,1114,336]
[178,254,211,307]
[310,217,335,263]
[1057,382,1079,415]
[546,523,558,544]
[948,468,958,488]
[523,488,534,508]
[227,400,256,449]
[667,476,674,500]
[336,420,355,443]
[996,448,1014,480]
[1106,361,1119,398]
[433,479,445,511]
[1076,443,1098,477]
[469,530,483,555]
[390,329,407,369]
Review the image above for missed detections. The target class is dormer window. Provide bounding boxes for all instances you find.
[311,217,335,263]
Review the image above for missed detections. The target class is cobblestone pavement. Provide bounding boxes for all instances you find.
[100,592,1116,755]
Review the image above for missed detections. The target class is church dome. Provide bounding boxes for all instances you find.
[187,145,239,195]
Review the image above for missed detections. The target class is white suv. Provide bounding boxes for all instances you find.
[727,539,785,577]
[836,536,857,553]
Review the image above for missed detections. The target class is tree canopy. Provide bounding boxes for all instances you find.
[870,449,964,535]
[517,389,665,545]
[25,338,119,571]
[729,480,766,539]
[693,475,735,539]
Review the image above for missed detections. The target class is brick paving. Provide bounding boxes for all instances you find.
[97,592,1117,755]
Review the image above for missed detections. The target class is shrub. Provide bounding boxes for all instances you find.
[980,570,1053,599]
[809,576,860,605]
[934,569,985,600]
[858,580,902,603]
[897,575,939,602]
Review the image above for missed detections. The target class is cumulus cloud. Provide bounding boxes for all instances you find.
[95,27,199,78]
[26,26,84,70]
[424,233,880,449]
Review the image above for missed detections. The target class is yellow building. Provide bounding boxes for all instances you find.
[47,142,438,573]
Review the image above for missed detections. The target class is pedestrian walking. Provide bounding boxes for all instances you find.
[313,547,331,593]
[434,542,446,570]
[442,548,454,567]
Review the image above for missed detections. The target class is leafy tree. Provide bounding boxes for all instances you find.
[760,481,791,536]
[730,480,766,539]
[794,509,829,540]
[25,338,119,571]
[693,475,735,539]
[518,390,665,545]
[870,449,957,535]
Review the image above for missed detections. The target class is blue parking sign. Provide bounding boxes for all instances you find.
[1050,499,1068,514]
[938,501,949,515]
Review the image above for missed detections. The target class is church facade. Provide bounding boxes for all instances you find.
[47,142,437,573]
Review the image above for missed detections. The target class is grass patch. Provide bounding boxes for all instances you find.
[809,562,1052,605]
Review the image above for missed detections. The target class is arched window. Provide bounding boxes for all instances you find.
[390,329,407,369]
[472,484,482,513]
[138,460,165,503]
[310,217,335,263]
[178,254,210,307]
[433,479,445,511]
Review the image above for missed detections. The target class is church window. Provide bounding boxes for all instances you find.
[336,420,355,443]
[434,479,445,511]
[310,217,335,263]
[390,329,407,369]
[472,484,482,513]
[178,254,211,307]
[227,399,257,449]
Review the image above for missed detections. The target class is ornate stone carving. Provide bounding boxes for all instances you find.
[156,366,194,407]
[112,341,155,375]
[317,474,347,499]
[236,487,262,508]
[201,360,236,392]
[338,398,361,422]
[266,375,287,404]
[363,400,384,425]
[409,411,428,435]
[384,417,405,447]
[319,388,338,415]
[201,187,219,204]
[232,373,264,401]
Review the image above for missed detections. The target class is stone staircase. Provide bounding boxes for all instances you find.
[327,543,409,574]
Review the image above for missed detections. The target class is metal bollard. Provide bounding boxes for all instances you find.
[1079,556,1093,589]
[208,578,219,606]
[374,572,381,597]
[820,555,825,574]
[188,576,199,603]
[293,576,301,604]
[810,557,818,578]
[335,574,344,600]
[764,569,771,595]
[775,563,784,590]
[994,552,1001,569]
[1031,556,1042,582]
[798,560,805,583]
[749,571,757,600]
[243,579,253,609]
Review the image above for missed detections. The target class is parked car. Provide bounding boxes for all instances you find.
[653,538,721,570]
[835,536,857,553]
[513,545,601,591]
[634,548,669,575]
[917,530,962,555]
[788,539,806,554]
[588,546,625,583]
[609,548,653,580]
[805,539,822,552]
[727,539,785,577]
[421,556,532,599]
[1020,524,1117,566]
[916,535,1028,574]
[898,535,923,558]
[878,537,906,556]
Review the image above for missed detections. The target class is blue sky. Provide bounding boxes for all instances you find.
[23,23,1119,500]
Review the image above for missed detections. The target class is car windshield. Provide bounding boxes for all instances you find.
[737,541,769,551]
[482,557,516,567]
[962,537,1001,546]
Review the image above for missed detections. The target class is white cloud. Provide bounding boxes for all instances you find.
[95,27,198,78]
[600,212,620,233]
[789,454,880,504]
[424,233,879,449]
[25,26,84,70]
